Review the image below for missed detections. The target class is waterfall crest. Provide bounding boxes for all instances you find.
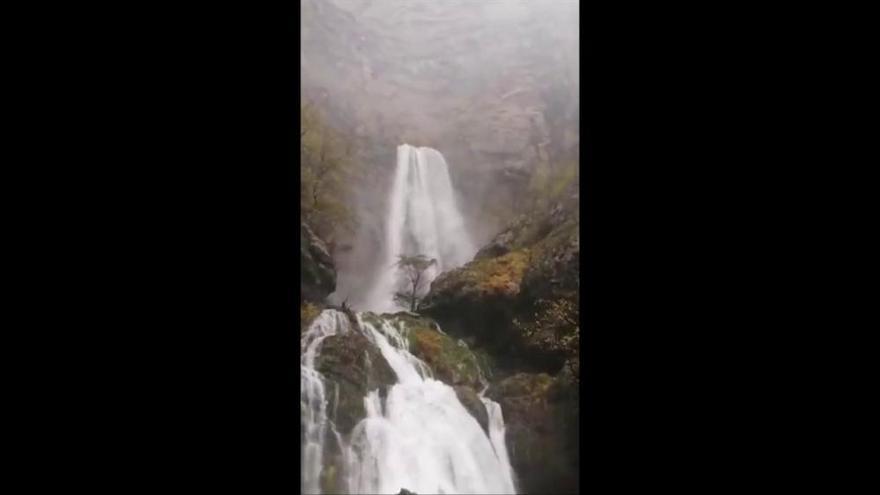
[301,310,517,494]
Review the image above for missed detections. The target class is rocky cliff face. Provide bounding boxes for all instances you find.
[302,202,580,492]
[421,203,581,494]
[301,0,579,242]
[301,222,337,304]
[304,310,496,493]
[422,199,579,372]
[301,3,580,491]
[487,372,579,494]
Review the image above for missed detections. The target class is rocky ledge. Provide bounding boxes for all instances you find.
[301,221,337,304]
[421,202,579,373]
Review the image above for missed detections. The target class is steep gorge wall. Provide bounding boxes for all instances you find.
[301,0,579,247]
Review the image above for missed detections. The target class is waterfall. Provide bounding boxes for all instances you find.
[301,310,518,494]
[303,144,515,493]
[364,144,476,313]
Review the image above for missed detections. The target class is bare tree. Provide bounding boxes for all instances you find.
[393,254,437,312]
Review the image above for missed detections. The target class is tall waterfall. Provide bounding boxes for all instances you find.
[301,310,518,494]
[302,145,516,493]
[364,144,476,313]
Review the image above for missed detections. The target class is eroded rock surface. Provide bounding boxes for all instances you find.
[419,203,581,494]
[423,203,579,373]
[487,372,579,494]
[301,222,337,304]
[301,0,579,239]
[315,330,396,434]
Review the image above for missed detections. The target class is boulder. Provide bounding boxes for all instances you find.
[315,330,396,434]
[423,202,579,374]
[421,250,530,357]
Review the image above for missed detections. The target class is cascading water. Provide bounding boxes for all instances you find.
[301,310,517,494]
[364,144,477,313]
[302,145,516,493]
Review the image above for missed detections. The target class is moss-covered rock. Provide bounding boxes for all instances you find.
[315,330,396,434]
[520,217,578,304]
[427,249,530,302]
[487,372,579,494]
[420,250,531,361]
[382,313,491,390]
[454,385,489,433]
[422,205,579,375]
[301,222,336,304]
[300,302,321,333]
[360,312,494,433]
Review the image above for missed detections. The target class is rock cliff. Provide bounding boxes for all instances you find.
[301,221,337,304]
[422,202,581,494]
[301,0,579,241]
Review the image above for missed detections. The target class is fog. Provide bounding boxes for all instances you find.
[301,0,579,306]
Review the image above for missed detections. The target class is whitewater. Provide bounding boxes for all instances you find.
[363,144,477,313]
[302,145,516,494]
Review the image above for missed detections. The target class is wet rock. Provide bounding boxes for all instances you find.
[519,218,579,304]
[423,202,579,375]
[300,302,322,333]
[301,222,336,304]
[387,313,489,390]
[487,373,578,494]
[453,385,489,434]
[421,250,529,355]
[377,314,492,432]
[474,227,516,260]
[315,330,396,433]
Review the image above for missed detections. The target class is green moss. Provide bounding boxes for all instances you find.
[435,249,530,299]
[386,311,434,330]
[319,464,337,493]
[300,302,321,330]
[473,348,495,379]
[476,250,530,295]
[386,314,488,388]
[495,372,555,399]
[360,311,383,328]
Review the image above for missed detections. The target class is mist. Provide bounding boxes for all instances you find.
[301,0,579,307]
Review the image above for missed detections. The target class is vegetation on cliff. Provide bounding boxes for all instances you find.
[422,197,579,375]
[419,196,581,494]
[300,3,580,491]
[300,103,359,246]
[513,298,579,384]
[429,249,530,301]
[300,302,321,332]
[367,312,493,391]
